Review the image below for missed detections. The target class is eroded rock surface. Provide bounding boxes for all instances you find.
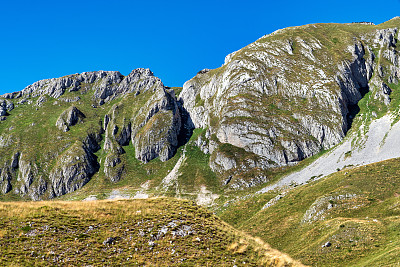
[180,21,400,188]
[56,106,85,132]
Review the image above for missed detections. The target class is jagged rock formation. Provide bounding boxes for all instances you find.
[50,137,100,197]
[180,17,400,188]
[56,106,85,132]
[101,71,181,182]
[0,18,400,200]
[0,99,14,121]
[0,68,182,199]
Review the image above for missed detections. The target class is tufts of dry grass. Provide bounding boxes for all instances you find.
[0,197,304,266]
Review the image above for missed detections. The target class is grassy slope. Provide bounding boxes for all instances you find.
[0,198,302,266]
[219,158,400,266]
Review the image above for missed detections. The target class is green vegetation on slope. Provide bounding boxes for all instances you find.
[220,158,400,266]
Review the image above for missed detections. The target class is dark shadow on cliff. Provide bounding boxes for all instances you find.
[177,99,194,147]
[346,86,369,130]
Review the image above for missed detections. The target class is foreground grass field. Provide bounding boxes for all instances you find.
[220,158,400,266]
[0,197,302,266]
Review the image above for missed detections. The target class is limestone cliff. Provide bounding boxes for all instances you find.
[180,18,400,188]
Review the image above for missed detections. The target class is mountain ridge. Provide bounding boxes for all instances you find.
[0,17,398,204]
[1,17,400,266]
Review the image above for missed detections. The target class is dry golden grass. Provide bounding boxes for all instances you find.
[0,197,304,266]
[225,222,306,266]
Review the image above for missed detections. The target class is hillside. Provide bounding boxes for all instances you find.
[0,16,400,267]
[219,158,400,266]
[0,18,399,203]
[180,17,400,189]
[0,198,302,266]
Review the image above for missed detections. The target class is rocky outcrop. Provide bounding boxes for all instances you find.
[102,105,128,183]
[17,156,38,196]
[49,141,99,197]
[102,81,182,181]
[373,28,397,48]
[0,99,14,120]
[0,68,175,198]
[301,193,358,223]
[371,77,392,105]
[56,106,85,132]
[180,23,400,188]
[132,88,181,163]
[2,68,170,106]
[114,68,165,97]
[18,71,124,101]
[11,152,20,169]
[0,167,12,194]
[134,108,181,162]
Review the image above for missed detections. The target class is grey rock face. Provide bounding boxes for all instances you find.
[114,68,165,97]
[9,131,102,200]
[134,108,181,162]
[102,105,130,182]
[180,25,399,188]
[35,96,47,106]
[56,106,85,132]
[116,123,132,146]
[0,167,12,194]
[18,156,38,195]
[19,71,123,100]
[180,35,346,172]
[49,142,99,197]
[100,74,182,182]
[132,89,181,163]
[209,152,237,172]
[4,68,166,107]
[0,99,14,118]
[371,76,392,105]
[373,28,397,48]
[27,178,48,201]
[11,152,20,169]
[104,154,123,183]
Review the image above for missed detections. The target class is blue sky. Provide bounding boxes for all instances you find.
[0,0,399,94]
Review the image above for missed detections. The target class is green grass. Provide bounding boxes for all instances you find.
[178,142,219,194]
[219,158,400,266]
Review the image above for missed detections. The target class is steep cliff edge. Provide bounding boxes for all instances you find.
[180,18,400,189]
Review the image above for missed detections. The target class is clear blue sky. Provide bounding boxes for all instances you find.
[0,0,399,94]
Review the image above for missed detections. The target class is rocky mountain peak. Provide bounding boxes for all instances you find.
[1,68,163,106]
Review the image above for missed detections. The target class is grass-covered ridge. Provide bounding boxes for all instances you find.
[0,197,302,266]
[219,158,400,266]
